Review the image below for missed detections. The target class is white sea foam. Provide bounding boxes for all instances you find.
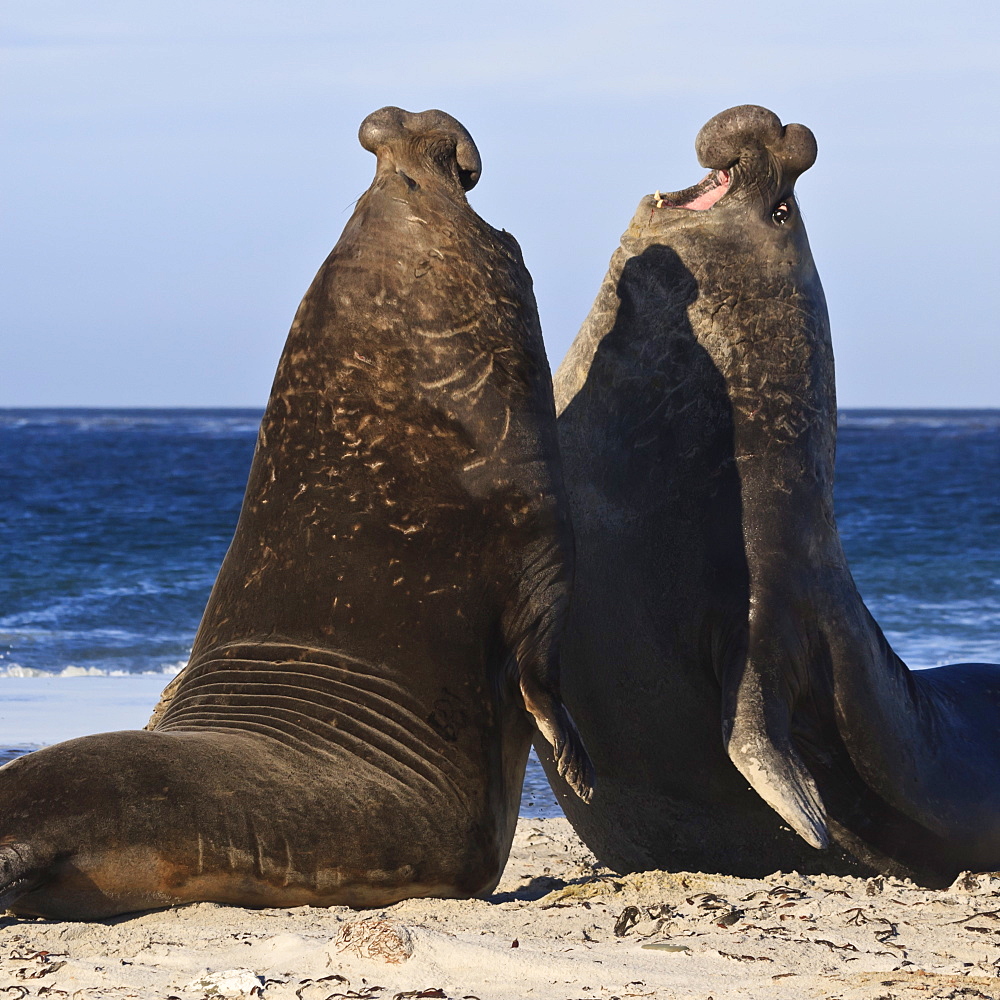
[0,661,186,679]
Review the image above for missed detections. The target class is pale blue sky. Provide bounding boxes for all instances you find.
[3,0,998,407]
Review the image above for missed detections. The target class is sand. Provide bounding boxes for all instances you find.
[2,819,999,999]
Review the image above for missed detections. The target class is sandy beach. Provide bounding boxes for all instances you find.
[2,816,998,999]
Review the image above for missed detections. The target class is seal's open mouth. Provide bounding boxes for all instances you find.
[654,169,731,211]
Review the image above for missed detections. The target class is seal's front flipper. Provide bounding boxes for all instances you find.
[723,679,829,850]
[0,843,45,912]
[521,677,595,803]
[504,534,595,803]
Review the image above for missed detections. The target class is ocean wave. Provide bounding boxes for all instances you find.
[0,409,262,437]
[838,409,1000,432]
[884,631,1000,670]
[0,661,186,678]
[0,578,215,628]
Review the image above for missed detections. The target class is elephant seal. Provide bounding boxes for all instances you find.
[538,104,1000,885]
[0,107,591,920]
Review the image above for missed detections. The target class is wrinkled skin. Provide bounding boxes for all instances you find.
[0,107,591,920]
[538,105,1000,885]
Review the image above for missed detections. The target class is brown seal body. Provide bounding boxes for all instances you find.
[0,107,591,920]
[538,105,1000,885]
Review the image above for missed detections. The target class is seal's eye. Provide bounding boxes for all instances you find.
[772,202,792,225]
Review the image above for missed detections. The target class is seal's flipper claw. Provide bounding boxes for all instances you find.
[726,729,829,849]
[723,678,829,849]
[0,843,44,912]
[720,628,829,849]
[522,688,595,803]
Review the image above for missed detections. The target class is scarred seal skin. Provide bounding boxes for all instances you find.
[0,107,592,920]
[538,105,1000,886]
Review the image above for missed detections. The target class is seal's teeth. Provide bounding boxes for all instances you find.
[653,190,666,209]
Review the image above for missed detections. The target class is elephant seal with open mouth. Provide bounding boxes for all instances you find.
[539,104,1000,886]
[0,106,591,919]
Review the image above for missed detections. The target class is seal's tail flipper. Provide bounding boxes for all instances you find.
[0,843,45,911]
[723,677,829,850]
[523,687,595,803]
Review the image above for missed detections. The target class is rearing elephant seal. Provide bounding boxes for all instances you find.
[0,107,591,920]
[539,105,1000,885]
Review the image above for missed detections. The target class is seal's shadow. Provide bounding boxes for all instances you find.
[561,243,750,698]
[540,244,884,876]
[558,246,960,884]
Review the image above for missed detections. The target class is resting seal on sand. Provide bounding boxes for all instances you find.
[538,104,1000,885]
[0,106,591,920]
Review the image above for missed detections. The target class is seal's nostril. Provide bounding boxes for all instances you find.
[695,105,783,170]
[694,105,816,184]
[358,106,482,190]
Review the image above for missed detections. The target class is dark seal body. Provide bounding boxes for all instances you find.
[0,107,591,919]
[539,105,1000,885]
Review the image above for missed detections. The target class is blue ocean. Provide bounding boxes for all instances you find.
[1,408,998,815]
